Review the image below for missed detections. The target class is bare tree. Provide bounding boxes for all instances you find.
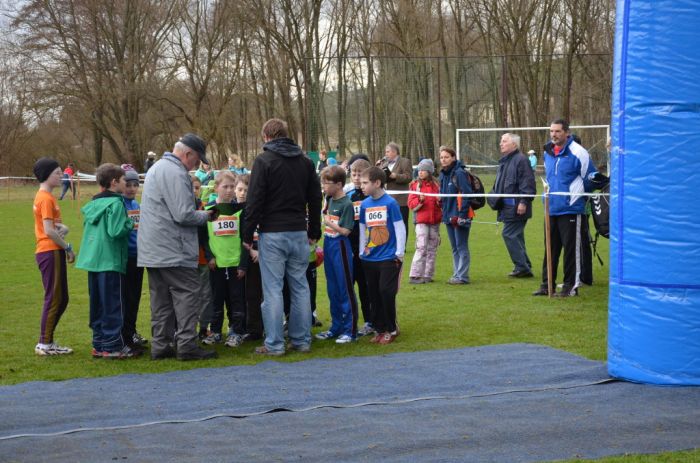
[0,0,614,174]
[14,0,175,168]
[164,0,244,166]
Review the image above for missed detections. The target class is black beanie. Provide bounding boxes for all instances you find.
[33,158,60,183]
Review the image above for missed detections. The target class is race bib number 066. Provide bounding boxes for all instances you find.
[213,215,239,236]
[365,206,387,227]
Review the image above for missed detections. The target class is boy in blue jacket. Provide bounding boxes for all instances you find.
[121,165,147,349]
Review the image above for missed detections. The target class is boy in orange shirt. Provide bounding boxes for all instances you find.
[32,158,75,356]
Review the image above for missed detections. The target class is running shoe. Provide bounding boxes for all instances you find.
[225,334,243,347]
[357,323,376,337]
[35,342,73,356]
[314,330,335,340]
[202,333,223,345]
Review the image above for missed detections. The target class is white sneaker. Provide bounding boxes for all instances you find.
[225,334,243,347]
[202,333,222,345]
[335,334,354,344]
[35,342,73,356]
[315,331,335,340]
[357,323,376,337]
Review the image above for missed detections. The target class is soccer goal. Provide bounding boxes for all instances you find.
[456,124,610,172]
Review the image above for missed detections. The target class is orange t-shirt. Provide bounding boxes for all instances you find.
[33,189,62,254]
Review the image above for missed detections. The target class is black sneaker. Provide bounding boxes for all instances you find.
[151,345,176,360]
[132,332,148,346]
[176,347,218,361]
[532,287,549,296]
[553,287,578,298]
[509,270,534,278]
[127,343,146,356]
[102,345,140,360]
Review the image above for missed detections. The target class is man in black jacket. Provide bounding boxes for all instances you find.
[490,133,536,278]
[242,118,322,355]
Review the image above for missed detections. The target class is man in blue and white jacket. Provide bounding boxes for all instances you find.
[533,119,598,297]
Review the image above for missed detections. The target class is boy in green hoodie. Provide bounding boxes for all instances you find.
[76,164,135,359]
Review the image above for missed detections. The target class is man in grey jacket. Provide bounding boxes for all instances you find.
[138,133,217,361]
[490,133,536,278]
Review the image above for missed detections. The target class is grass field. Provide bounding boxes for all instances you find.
[0,181,611,384]
[0,183,697,463]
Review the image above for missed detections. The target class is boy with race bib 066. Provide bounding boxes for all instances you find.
[358,166,406,345]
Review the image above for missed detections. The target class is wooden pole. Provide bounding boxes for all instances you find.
[543,183,554,297]
[76,174,81,218]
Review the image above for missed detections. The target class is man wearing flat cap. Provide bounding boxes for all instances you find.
[138,133,218,361]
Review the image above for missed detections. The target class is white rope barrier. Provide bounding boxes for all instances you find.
[0,175,98,182]
[385,189,609,198]
[463,164,545,169]
[0,173,143,183]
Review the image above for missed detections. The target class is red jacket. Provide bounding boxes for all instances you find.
[407,179,442,225]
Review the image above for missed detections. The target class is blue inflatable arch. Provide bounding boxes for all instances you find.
[608,0,700,385]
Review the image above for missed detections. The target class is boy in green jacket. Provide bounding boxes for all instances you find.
[76,164,135,359]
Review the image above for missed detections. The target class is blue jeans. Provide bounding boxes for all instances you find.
[88,271,126,352]
[259,231,312,352]
[445,223,471,283]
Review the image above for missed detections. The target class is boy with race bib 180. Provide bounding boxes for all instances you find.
[202,170,248,347]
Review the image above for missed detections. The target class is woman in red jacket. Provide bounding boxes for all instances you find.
[407,158,442,284]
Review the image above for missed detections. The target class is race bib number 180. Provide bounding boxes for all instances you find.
[365,206,388,227]
[213,215,239,236]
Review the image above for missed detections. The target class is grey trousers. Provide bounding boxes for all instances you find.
[502,220,532,273]
[147,267,200,355]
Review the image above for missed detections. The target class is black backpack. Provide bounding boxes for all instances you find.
[452,167,486,211]
[590,180,610,266]
[591,182,610,239]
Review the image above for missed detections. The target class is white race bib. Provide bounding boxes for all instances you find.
[213,215,239,236]
[128,210,140,230]
[353,201,362,221]
[365,206,388,227]
[324,215,340,238]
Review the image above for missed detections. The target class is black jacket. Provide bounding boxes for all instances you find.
[242,138,322,243]
[491,149,536,222]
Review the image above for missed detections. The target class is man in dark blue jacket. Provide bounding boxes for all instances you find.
[533,119,597,297]
[490,133,536,278]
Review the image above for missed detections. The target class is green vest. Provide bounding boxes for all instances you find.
[206,203,242,267]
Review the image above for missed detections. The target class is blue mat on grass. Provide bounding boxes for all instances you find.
[0,343,698,462]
